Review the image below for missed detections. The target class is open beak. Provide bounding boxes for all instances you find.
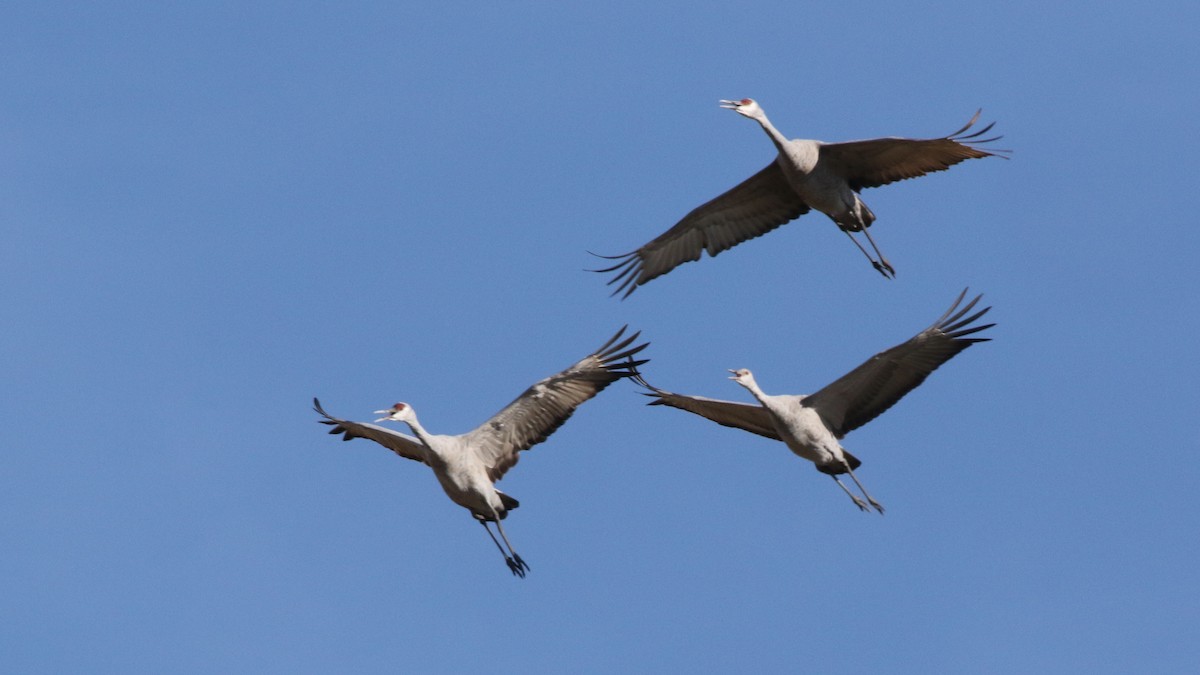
[373,410,392,422]
[718,100,741,109]
[728,369,739,379]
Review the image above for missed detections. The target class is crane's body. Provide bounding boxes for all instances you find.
[750,111,868,229]
[750,392,844,469]
[773,139,876,234]
[409,429,514,523]
[729,368,883,512]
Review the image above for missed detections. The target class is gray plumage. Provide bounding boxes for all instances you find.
[632,290,993,512]
[595,100,1006,297]
[314,326,649,577]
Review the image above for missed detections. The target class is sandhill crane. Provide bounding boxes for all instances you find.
[631,290,993,513]
[314,326,649,577]
[594,100,1006,297]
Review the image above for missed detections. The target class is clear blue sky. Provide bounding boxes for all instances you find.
[3,2,1197,673]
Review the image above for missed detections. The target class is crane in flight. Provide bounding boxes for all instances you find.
[594,100,1006,297]
[314,326,649,577]
[631,290,993,512]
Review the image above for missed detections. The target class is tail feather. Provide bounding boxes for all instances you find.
[835,199,876,231]
[859,202,876,228]
[843,449,863,470]
[497,490,520,512]
[816,449,863,475]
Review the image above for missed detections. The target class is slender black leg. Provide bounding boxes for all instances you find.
[479,520,528,578]
[843,464,885,514]
[494,519,529,577]
[831,475,871,511]
[840,228,894,279]
[858,226,896,278]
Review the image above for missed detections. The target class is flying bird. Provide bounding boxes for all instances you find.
[594,100,1006,297]
[631,290,993,513]
[314,326,649,577]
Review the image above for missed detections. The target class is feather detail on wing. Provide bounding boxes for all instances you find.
[313,397,429,464]
[464,326,650,482]
[820,110,1009,192]
[802,289,995,438]
[592,161,809,298]
[630,371,781,440]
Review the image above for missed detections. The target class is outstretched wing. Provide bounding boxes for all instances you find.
[313,397,428,464]
[630,370,780,440]
[802,289,994,438]
[820,111,1008,192]
[464,326,650,481]
[593,161,809,298]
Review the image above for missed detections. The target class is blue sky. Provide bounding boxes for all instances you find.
[2,2,1197,672]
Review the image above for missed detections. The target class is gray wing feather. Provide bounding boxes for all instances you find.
[820,111,1008,192]
[464,327,650,481]
[313,397,428,464]
[630,371,781,440]
[593,161,809,298]
[802,289,994,438]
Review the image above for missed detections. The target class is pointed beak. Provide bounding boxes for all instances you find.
[373,410,393,422]
[728,369,739,379]
[718,100,740,109]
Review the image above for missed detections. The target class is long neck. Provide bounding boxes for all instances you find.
[754,113,790,153]
[402,413,435,447]
[740,379,772,405]
[403,413,458,464]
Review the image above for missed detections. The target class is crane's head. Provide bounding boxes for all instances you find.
[374,402,415,423]
[719,98,764,119]
[728,368,757,388]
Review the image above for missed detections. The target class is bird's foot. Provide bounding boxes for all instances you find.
[506,554,529,578]
[869,499,886,515]
[850,496,870,512]
[872,259,896,279]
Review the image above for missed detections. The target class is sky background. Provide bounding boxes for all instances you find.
[2,2,1198,673]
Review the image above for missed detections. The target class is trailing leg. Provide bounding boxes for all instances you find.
[478,519,528,578]
[830,475,871,512]
[842,463,885,514]
[858,225,895,278]
[493,519,529,577]
[839,228,894,279]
